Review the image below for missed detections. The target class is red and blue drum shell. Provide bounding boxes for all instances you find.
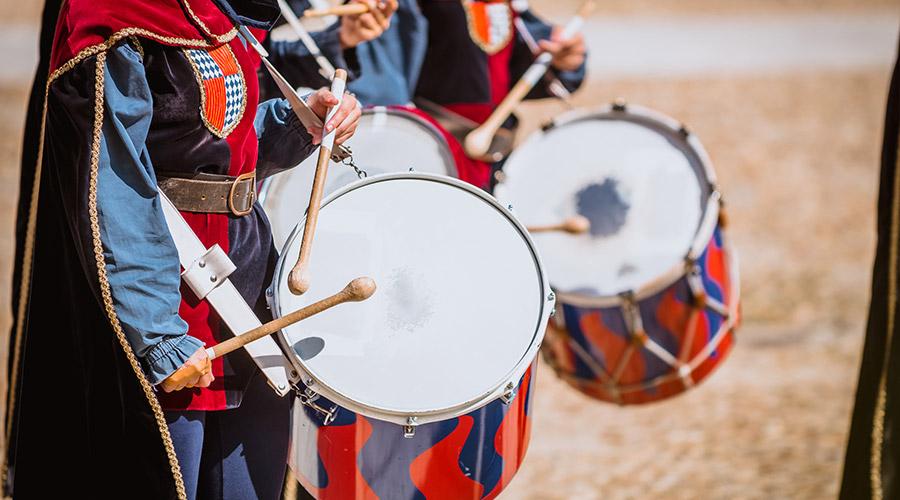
[291,362,537,499]
[542,226,737,405]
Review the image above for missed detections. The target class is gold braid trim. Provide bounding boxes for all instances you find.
[181,0,237,45]
[46,26,237,88]
[871,139,900,500]
[88,50,187,500]
[182,44,247,139]
[1,90,49,494]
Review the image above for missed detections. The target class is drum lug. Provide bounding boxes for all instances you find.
[500,382,517,404]
[403,417,418,438]
[547,292,557,316]
[295,384,338,426]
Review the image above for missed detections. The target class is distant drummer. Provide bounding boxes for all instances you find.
[414,0,588,189]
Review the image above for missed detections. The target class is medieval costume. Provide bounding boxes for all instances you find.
[4,0,334,498]
[841,39,900,500]
[414,0,587,189]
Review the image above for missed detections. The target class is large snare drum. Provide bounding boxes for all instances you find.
[496,103,740,405]
[272,173,553,498]
[260,107,458,248]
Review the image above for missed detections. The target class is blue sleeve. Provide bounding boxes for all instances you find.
[98,43,203,385]
[513,9,587,99]
[347,0,428,105]
[254,98,318,179]
[264,23,360,91]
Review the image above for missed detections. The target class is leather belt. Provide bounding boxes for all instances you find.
[157,172,256,217]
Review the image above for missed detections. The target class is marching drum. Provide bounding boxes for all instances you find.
[260,106,459,247]
[271,173,553,498]
[496,103,740,405]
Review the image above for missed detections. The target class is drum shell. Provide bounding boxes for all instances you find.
[289,361,538,500]
[541,226,739,405]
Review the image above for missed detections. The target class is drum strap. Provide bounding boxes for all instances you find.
[158,190,294,396]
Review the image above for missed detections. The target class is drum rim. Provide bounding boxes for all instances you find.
[499,102,722,307]
[269,172,554,426]
[258,106,459,208]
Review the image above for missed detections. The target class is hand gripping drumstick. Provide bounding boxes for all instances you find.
[464,0,595,158]
[303,3,370,17]
[527,215,591,234]
[288,69,348,295]
[206,277,377,359]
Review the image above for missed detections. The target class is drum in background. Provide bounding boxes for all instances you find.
[271,173,553,498]
[495,102,740,405]
[259,106,458,248]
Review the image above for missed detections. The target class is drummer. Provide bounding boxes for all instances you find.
[4,0,360,498]
[415,0,588,189]
[257,0,402,101]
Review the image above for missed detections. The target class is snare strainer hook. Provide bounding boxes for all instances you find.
[341,152,367,179]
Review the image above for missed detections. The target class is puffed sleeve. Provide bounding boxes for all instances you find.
[95,43,202,384]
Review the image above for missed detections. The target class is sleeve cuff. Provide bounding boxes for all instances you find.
[318,23,361,80]
[143,334,205,385]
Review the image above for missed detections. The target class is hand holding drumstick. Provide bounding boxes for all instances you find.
[159,277,377,392]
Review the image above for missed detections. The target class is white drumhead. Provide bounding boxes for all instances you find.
[273,174,550,422]
[496,106,712,299]
[261,107,457,248]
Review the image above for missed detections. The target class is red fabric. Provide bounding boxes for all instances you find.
[157,36,263,411]
[394,106,491,189]
[443,27,516,189]
[49,0,235,73]
[47,0,265,410]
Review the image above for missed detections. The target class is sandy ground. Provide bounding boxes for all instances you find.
[0,1,894,499]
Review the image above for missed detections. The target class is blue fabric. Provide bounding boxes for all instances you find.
[264,24,360,93]
[99,44,201,385]
[255,98,317,179]
[515,9,587,99]
[348,0,429,105]
[165,372,292,500]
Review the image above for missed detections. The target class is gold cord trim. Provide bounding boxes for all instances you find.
[181,0,236,45]
[88,50,187,500]
[46,26,237,88]
[182,44,248,139]
[870,139,900,500]
[1,90,49,493]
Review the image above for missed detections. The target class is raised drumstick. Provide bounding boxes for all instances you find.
[527,215,591,234]
[303,3,370,17]
[464,0,595,158]
[207,277,376,359]
[278,0,336,78]
[288,69,348,295]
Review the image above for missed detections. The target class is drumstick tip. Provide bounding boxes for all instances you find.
[288,268,311,295]
[346,277,377,301]
[563,215,591,234]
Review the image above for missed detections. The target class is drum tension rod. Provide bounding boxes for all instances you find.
[403,417,418,438]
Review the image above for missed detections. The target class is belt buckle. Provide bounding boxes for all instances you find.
[228,171,256,217]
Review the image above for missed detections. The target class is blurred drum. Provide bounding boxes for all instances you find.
[495,102,740,405]
[271,173,553,498]
[260,106,459,248]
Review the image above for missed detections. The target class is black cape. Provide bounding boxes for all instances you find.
[840,38,900,499]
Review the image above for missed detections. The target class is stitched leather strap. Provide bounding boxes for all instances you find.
[157,172,256,216]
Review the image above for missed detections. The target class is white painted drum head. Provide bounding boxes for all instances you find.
[272,174,552,424]
[261,107,457,248]
[496,105,714,300]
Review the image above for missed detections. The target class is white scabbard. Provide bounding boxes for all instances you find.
[159,191,293,396]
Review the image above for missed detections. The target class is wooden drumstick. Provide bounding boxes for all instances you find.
[463,0,595,158]
[288,69,348,295]
[278,0,337,78]
[206,277,377,360]
[527,215,591,234]
[303,3,370,17]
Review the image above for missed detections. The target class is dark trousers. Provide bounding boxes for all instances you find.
[165,372,291,500]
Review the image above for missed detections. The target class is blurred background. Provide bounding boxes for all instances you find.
[1,0,898,498]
